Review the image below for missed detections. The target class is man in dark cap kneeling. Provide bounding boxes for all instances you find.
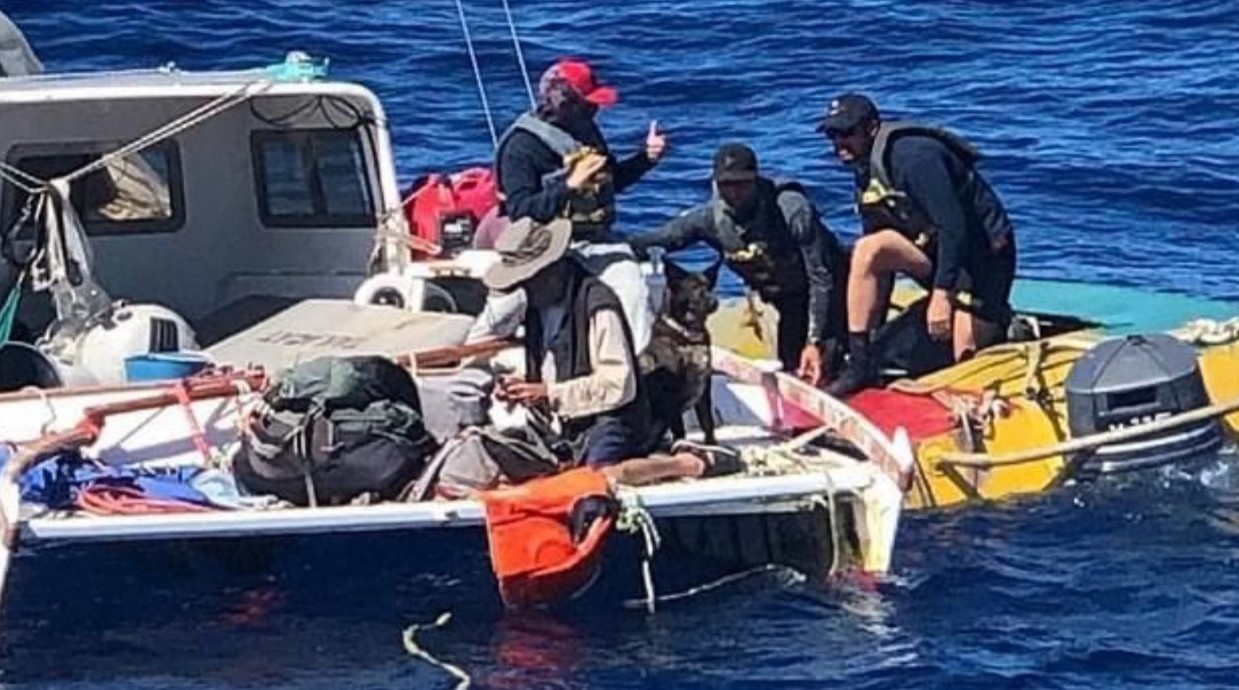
[818,93,1018,397]
[485,217,739,485]
[629,143,850,385]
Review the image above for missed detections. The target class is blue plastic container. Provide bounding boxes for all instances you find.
[123,352,212,382]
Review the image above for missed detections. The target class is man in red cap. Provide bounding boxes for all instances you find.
[470,58,667,355]
[494,58,664,242]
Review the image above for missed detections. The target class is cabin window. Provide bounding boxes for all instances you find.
[0,141,185,237]
[251,129,375,227]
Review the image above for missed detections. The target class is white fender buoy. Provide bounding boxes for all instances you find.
[354,272,460,313]
[353,272,428,311]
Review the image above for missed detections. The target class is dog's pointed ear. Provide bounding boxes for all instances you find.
[663,258,688,283]
[703,256,723,288]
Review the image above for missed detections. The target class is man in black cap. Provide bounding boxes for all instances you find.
[817,92,1017,397]
[628,143,849,384]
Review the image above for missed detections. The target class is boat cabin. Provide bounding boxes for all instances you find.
[0,57,409,351]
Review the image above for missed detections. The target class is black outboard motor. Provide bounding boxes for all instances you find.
[1065,333,1222,476]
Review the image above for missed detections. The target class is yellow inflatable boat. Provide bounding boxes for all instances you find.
[708,278,1239,510]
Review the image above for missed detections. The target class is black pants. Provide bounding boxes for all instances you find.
[912,234,1017,325]
[773,296,847,378]
[774,297,807,374]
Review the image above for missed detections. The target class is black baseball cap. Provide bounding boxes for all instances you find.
[712,143,758,182]
[816,93,880,134]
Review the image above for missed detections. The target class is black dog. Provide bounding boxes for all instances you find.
[639,259,721,446]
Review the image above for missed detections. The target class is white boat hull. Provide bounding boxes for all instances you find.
[0,350,909,614]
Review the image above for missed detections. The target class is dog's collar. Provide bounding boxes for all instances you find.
[658,314,708,345]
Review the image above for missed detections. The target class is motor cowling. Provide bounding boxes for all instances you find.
[1065,333,1222,475]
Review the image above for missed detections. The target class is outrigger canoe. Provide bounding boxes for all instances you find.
[0,305,911,617]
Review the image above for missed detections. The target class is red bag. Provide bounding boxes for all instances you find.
[402,167,500,258]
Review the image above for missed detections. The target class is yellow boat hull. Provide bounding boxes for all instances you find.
[707,284,1239,511]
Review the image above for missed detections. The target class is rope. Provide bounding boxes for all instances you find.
[170,380,215,465]
[74,483,217,516]
[59,80,271,187]
[1021,341,1046,399]
[613,442,843,610]
[615,491,661,614]
[499,0,536,109]
[734,441,848,575]
[740,291,768,343]
[373,225,444,257]
[401,612,471,690]
[812,488,843,578]
[229,378,260,457]
[20,385,58,436]
[1173,317,1239,346]
[938,392,1239,470]
[620,564,805,610]
[452,0,498,148]
[0,162,43,196]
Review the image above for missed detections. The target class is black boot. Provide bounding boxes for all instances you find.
[825,332,878,399]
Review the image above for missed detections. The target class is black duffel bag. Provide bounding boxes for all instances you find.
[234,355,439,506]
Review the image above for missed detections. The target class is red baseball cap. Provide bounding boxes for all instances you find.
[539,59,618,107]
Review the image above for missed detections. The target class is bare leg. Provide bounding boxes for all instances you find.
[846,230,933,332]
[830,230,934,398]
[600,453,705,487]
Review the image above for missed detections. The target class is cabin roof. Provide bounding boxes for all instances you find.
[0,65,381,107]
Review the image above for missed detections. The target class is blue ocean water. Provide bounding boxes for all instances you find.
[3,0,1239,687]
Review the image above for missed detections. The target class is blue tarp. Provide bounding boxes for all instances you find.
[1,447,228,511]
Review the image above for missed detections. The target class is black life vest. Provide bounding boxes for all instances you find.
[495,113,617,241]
[856,121,981,242]
[708,177,809,303]
[523,261,651,461]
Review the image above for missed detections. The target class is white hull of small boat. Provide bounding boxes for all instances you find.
[0,351,911,614]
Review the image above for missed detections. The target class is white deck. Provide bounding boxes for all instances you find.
[1,370,896,555]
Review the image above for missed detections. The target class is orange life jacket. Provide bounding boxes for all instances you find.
[481,467,616,609]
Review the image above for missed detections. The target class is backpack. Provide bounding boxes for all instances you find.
[234,356,438,506]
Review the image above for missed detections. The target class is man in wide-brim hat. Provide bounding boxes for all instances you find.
[485,218,739,485]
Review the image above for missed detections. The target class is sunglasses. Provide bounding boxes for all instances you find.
[826,124,861,139]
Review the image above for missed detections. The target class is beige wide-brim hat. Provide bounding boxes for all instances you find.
[482,217,573,291]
